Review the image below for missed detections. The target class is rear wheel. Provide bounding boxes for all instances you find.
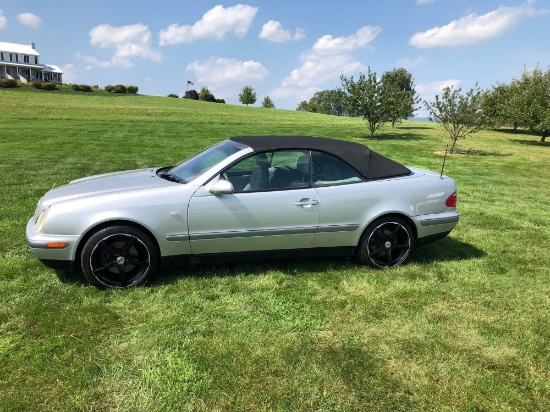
[357,217,414,269]
[81,226,159,289]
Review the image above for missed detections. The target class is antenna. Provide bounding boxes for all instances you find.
[440,144,448,179]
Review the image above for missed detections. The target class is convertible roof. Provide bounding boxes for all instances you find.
[229,135,411,180]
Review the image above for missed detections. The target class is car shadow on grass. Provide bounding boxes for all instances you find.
[156,237,485,286]
[53,237,485,288]
[411,236,486,264]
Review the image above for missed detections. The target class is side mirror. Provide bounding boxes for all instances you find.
[209,179,234,195]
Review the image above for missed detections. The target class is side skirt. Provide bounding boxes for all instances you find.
[161,246,357,268]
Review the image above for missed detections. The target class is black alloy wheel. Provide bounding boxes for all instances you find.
[358,217,414,269]
[81,226,159,289]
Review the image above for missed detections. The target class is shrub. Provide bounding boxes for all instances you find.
[126,85,138,94]
[183,90,199,100]
[72,84,92,92]
[216,99,226,104]
[33,81,56,90]
[104,85,114,92]
[42,82,57,90]
[113,84,127,94]
[168,93,179,98]
[0,78,18,88]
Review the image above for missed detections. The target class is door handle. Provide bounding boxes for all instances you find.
[295,198,319,207]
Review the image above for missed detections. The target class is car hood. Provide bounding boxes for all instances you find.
[39,168,176,206]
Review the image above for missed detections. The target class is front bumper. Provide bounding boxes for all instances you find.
[26,217,81,270]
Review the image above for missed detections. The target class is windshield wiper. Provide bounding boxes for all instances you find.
[157,169,184,183]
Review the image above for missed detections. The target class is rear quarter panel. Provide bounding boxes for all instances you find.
[311,170,457,248]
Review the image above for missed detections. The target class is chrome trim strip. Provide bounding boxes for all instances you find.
[420,216,459,226]
[166,234,190,242]
[27,240,70,249]
[317,224,359,233]
[28,240,49,249]
[190,226,318,241]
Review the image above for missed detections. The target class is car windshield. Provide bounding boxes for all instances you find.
[167,141,244,183]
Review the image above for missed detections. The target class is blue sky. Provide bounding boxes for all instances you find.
[1,0,549,114]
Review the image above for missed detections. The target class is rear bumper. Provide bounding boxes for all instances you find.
[414,211,459,241]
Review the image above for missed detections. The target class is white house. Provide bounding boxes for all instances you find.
[0,41,63,84]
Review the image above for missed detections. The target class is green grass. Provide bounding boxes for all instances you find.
[1,88,549,411]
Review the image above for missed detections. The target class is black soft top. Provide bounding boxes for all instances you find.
[230,135,411,180]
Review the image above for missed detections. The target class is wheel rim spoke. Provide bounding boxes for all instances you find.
[93,259,116,274]
[118,264,127,286]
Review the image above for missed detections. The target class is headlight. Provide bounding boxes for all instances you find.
[35,207,50,233]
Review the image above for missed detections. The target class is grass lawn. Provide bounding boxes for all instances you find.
[0,87,548,411]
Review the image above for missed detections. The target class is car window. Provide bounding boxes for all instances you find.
[311,151,363,186]
[169,141,243,183]
[223,150,310,192]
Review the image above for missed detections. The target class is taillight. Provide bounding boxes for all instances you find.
[446,191,457,207]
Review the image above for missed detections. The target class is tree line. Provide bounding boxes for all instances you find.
[296,65,549,152]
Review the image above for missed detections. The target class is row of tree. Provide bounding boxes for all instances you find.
[482,66,550,143]
[172,85,275,108]
[296,65,549,151]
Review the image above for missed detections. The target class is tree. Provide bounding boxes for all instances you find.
[307,89,347,116]
[424,85,484,153]
[340,68,387,137]
[199,86,215,102]
[380,68,420,128]
[483,66,550,142]
[239,85,257,106]
[517,66,550,143]
[296,101,308,111]
[261,96,275,108]
[183,89,199,100]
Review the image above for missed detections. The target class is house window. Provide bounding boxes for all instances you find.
[15,54,19,62]
[0,52,4,60]
[34,56,38,64]
[10,54,13,62]
[24,55,30,64]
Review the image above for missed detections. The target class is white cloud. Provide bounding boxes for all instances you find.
[410,1,546,48]
[185,57,269,101]
[16,12,42,28]
[0,10,7,29]
[312,25,381,54]
[259,20,305,43]
[282,53,365,88]
[416,79,461,100]
[186,57,269,86]
[61,63,78,84]
[272,25,380,108]
[85,24,162,68]
[416,0,435,5]
[395,56,426,69]
[159,4,258,45]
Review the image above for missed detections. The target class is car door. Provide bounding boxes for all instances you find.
[308,151,370,248]
[187,150,320,255]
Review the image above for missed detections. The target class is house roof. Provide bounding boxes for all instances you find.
[229,135,411,180]
[41,64,63,74]
[0,41,40,56]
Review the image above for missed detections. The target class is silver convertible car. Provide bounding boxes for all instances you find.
[26,136,459,289]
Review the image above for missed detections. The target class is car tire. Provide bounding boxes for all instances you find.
[357,216,414,269]
[81,225,159,289]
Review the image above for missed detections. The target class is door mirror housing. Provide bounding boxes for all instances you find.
[210,179,234,195]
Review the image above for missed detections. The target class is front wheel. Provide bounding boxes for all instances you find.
[357,217,414,269]
[81,226,159,289]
